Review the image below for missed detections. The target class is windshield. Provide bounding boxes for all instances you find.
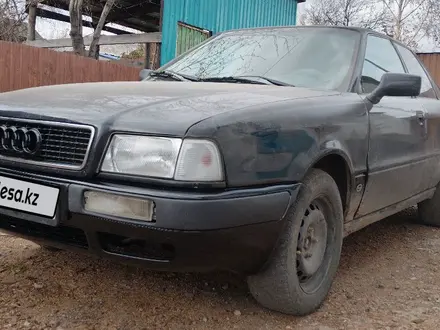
[159,27,360,90]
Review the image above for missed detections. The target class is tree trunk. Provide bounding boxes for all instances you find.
[88,0,117,59]
[27,0,38,41]
[69,0,85,56]
[394,0,404,41]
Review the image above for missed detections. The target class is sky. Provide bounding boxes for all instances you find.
[35,1,439,53]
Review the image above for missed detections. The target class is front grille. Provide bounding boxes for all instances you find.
[0,118,94,169]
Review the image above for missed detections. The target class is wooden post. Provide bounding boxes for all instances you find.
[157,0,164,67]
[156,43,161,69]
[159,0,164,31]
[145,43,151,69]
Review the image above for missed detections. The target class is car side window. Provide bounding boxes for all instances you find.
[361,35,405,94]
[394,43,437,99]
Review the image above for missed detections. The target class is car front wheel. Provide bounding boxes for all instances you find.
[247,169,344,316]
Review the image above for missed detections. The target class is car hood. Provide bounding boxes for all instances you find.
[0,81,340,136]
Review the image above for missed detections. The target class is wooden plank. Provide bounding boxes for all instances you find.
[419,53,440,87]
[25,32,162,48]
[159,0,164,32]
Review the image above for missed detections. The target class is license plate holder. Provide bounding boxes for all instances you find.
[0,175,61,225]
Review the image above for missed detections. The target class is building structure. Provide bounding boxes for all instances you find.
[26,0,305,67]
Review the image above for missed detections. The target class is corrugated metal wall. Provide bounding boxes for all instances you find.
[418,53,440,87]
[161,0,299,65]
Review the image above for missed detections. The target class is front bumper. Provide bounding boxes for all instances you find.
[0,168,301,274]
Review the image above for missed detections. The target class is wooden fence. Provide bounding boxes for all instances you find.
[0,41,140,93]
[418,53,440,87]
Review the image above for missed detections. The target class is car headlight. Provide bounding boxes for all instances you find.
[101,135,224,182]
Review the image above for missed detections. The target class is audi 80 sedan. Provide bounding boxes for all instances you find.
[1,26,440,316]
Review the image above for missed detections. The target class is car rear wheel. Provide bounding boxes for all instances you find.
[247,169,344,316]
[418,186,440,227]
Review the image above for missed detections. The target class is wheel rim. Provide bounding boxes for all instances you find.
[296,198,331,294]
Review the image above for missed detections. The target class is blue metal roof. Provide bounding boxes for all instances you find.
[161,0,300,65]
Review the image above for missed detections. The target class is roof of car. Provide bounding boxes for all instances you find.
[221,25,386,36]
[219,25,402,46]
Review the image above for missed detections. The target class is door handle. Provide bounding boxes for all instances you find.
[416,110,425,125]
[416,110,428,138]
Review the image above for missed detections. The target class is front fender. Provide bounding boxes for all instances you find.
[185,94,369,188]
[304,140,355,178]
[195,124,355,187]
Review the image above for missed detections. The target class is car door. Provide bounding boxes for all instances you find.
[354,34,428,217]
[392,42,440,193]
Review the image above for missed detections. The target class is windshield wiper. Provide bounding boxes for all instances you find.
[149,72,292,86]
[239,76,293,86]
[150,70,199,82]
[199,76,292,86]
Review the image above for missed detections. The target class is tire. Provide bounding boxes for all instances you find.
[418,187,440,227]
[247,169,344,316]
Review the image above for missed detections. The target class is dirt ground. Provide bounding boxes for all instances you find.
[1,207,440,330]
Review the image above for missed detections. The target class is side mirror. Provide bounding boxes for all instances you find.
[366,73,421,105]
[139,69,153,81]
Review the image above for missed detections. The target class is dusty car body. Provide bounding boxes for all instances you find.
[0,26,440,316]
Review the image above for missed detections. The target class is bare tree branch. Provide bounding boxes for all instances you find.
[0,0,30,42]
[88,0,117,59]
[379,0,440,49]
[302,0,440,50]
[301,0,388,31]
[67,0,119,58]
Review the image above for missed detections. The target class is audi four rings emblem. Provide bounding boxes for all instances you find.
[0,126,42,155]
